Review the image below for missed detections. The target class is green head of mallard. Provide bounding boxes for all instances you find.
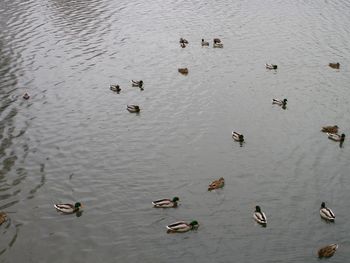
[75,202,82,208]
[172,197,179,202]
[190,220,199,228]
[321,202,326,208]
[255,206,261,212]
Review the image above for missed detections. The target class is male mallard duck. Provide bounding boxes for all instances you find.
[253,205,267,225]
[265,63,278,70]
[110,85,121,92]
[178,68,189,75]
[152,197,179,208]
[318,244,338,258]
[272,98,287,106]
[166,220,199,233]
[54,202,82,214]
[321,125,338,134]
[23,92,30,100]
[201,39,209,46]
[213,43,223,48]
[179,38,189,44]
[131,80,143,88]
[127,105,140,113]
[327,133,345,142]
[0,212,8,225]
[208,177,225,191]
[232,131,244,142]
[213,38,221,44]
[329,63,340,69]
[320,202,335,222]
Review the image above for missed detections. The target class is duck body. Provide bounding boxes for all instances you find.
[0,212,8,225]
[181,42,186,48]
[127,105,140,113]
[166,220,199,233]
[178,68,189,75]
[272,98,287,106]
[201,39,209,46]
[179,38,189,44]
[54,202,82,214]
[265,63,278,70]
[208,177,225,191]
[23,92,30,100]
[320,202,335,222]
[110,85,121,92]
[131,80,143,88]
[329,63,340,69]
[321,125,338,134]
[253,206,267,225]
[327,133,345,142]
[318,244,338,258]
[232,131,244,142]
[152,197,179,208]
[213,43,223,48]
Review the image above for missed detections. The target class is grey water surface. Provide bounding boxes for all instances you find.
[1,0,350,262]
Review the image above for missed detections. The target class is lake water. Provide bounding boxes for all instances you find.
[1,0,350,262]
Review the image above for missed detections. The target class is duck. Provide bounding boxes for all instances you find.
[166,220,199,233]
[318,244,338,258]
[201,39,209,46]
[232,131,244,142]
[179,38,189,44]
[208,177,225,191]
[213,43,223,48]
[329,63,340,69]
[265,63,278,70]
[0,212,8,225]
[178,68,189,75]
[152,197,179,208]
[131,80,143,88]
[327,133,345,142]
[54,202,82,214]
[110,85,121,92]
[180,42,186,48]
[272,98,287,106]
[213,38,221,44]
[253,205,267,225]
[321,125,338,134]
[320,202,335,222]
[127,105,140,113]
[22,92,30,100]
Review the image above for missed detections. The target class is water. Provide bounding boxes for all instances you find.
[0,0,350,262]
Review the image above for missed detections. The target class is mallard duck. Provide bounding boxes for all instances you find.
[253,205,267,225]
[0,212,8,225]
[320,202,335,222]
[321,125,338,134]
[201,39,209,46]
[213,38,221,44]
[166,220,199,233]
[232,131,244,142]
[329,63,340,69]
[110,85,121,92]
[54,202,82,214]
[179,38,189,44]
[265,63,278,70]
[127,105,140,113]
[318,244,338,258]
[152,197,179,208]
[208,177,225,191]
[131,80,143,88]
[22,92,30,100]
[272,98,287,106]
[213,43,223,48]
[327,133,345,142]
[178,68,189,75]
[181,42,186,48]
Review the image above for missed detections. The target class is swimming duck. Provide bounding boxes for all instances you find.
[178,68,189,75]
[0,212,7,225]
[110,85,121,92]
[327,133,345,142]
[166,220,199,233]
[152,197,179,208]
[265,63,278,70]
[23,92,30,100]
[179,38,189,44]
[208,177,225,191]
[321,125,338,134]
[127,105,140,113]
[181,42,186,48]
[232,131,244,142]
[320,202,335,222]
[318,244,338,258]
[213,43,223,48]
[272,98,287,106]
[329,63,340,69]
[253,205,267,225]
[131,80,143,88]
[54,202,82,214]
[213,38,221,44]
[201,39,209,46]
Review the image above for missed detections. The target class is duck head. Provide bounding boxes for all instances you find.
[190,220,199,228]
[341,134,345,141]
[172,197,179,202]
[255,206,261,212]
[75,202,82,208]
[321,202,326,208]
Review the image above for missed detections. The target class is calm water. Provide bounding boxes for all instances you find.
[1,0,350,262]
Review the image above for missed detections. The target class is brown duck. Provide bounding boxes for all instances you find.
[318,244,338,258]
[208,177,225,191]
[178,68,188,75]
[321,125,338,134]
[0,212,8,225]
[329,63,340,69]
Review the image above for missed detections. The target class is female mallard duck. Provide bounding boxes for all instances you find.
[208,177,225,191]
[320,202,335,222]
[272,98,287,106]
[253,206,267,225]
[23,92,30,100]
[213,38,221,44]
[201,39,209,46]
[213,43,223,48]
[0,212,8,225]
[265,63,278,70]
[110,85,121,92]
[127,105,140,113]
[327,133,345,142]
[178,68,189,75]
[166,220,199,233]
[54,202,82,214]
[131,80,143,88]
[152,197,179,208]
[329,63,340,69]
[321,125,338,134]
[179,38,189,44]
[232,131,244,142]
[318,244,338,258]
